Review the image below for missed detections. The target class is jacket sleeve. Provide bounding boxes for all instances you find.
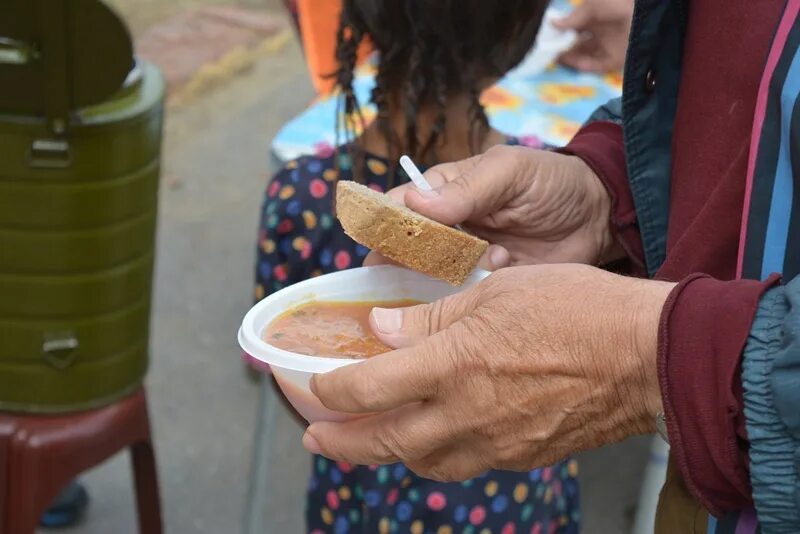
[742,274,800,532]
[658,274,780,515]
[559,118,647,275]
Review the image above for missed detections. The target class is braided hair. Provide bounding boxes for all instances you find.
[333,0,547,184]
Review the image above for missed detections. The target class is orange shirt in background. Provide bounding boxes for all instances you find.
[297,0,372,96]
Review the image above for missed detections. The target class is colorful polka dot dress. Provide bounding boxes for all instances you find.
[254,139,580,533]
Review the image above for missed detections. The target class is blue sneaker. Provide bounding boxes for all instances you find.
[39,481,89,529]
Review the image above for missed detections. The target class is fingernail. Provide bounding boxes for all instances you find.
[414,187,439,198]
[489,246,510,269]
[303,431,322,454]
[372,307,403,334]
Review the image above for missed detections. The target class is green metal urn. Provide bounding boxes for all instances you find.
[0,0,164,411]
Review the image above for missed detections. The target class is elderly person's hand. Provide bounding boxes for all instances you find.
[302,264,674,480]
[365,145,621,271]
[554,0,633,73]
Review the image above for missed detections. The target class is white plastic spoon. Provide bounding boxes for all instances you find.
[399,154,465,232]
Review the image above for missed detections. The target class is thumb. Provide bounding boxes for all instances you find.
[370,285,482,348]
[404,145,526,226]
[552,6,592,31]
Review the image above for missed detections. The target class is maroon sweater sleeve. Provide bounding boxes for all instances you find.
[558,122,647,275]
[658,273,781,515]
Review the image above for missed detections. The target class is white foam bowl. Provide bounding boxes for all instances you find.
[238,265,489,422]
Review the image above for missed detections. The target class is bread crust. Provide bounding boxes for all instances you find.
[336,181,488,285]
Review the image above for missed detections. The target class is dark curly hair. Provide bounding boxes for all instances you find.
[334,0,547,183]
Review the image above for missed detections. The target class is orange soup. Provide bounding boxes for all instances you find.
[263,300,420,358]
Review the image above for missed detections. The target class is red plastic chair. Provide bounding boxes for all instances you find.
[0,389,162,534]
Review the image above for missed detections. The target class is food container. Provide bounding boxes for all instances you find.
[238,265,489,422]
[0,60,164,412]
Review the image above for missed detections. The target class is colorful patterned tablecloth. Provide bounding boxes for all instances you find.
[271,0,623,163]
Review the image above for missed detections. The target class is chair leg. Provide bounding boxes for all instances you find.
[5,467,42,534]
[130,441,162,534]
[0,431,8,534]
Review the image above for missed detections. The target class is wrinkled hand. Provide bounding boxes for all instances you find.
[303,264,674,480]
[365,145,619,271]
[554,0,633,73]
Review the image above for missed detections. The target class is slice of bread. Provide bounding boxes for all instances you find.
[336,181,488,285]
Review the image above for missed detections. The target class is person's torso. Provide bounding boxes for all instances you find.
[657,0,783,281]
[624,1,791,532]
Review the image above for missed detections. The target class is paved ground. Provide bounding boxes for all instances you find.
[105,0,286,37]
[38,5,654,533]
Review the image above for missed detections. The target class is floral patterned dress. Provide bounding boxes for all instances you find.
[254,141,580,534]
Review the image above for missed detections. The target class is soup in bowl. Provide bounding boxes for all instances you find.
[238,265,489,423]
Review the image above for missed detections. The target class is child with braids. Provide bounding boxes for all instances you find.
[254,1,580,532]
